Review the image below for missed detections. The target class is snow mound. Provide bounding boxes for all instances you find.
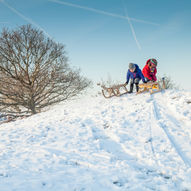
[0,90,191,191]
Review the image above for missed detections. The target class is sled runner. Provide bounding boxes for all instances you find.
[97,83,128,98]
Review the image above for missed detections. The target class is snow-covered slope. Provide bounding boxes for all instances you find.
[0,90,191,191]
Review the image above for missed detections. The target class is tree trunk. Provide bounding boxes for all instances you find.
[29,99,37,114]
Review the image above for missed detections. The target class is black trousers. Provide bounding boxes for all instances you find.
[129,78,140,92]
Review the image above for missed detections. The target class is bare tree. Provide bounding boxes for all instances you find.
[0,24,91,115]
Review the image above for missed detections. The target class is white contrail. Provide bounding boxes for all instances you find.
[1,0,51,38]
[121,0,141,50]
[126,16,142,50]
[48,0,159,26]
[130,17,159,26]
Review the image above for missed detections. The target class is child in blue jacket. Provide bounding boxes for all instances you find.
[125,63,146,93]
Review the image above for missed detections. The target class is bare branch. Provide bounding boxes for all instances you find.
[0,24,92,115]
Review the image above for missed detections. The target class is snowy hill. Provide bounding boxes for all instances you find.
[0,90,191,191]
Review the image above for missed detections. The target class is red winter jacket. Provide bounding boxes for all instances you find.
[142,59,157,81]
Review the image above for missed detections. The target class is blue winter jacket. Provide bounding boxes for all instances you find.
[126,64,146,84]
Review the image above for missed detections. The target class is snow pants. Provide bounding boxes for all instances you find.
[129,78,140,92]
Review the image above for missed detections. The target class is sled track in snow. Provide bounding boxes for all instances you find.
[151,96,191,169]
[148,108,159,165]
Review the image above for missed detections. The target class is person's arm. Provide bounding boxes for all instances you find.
[139,70,146,83]
[126,71,130,84]
[152,68,157,81]
[138,69,146,83]
[142,66,152,81]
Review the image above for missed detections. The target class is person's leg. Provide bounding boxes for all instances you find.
[134,78,141,92]
[129,79,134,93]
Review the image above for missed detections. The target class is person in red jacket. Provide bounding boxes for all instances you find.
[142,58,157,82]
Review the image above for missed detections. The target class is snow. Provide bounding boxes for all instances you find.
[0,89,191,191]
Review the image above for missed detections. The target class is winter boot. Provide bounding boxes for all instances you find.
[128,83,134,93]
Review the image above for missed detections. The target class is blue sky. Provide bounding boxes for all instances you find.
[0,0,191,90]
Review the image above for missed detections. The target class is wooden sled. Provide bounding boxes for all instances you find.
[137,78,166,95]
[97,83,128,98]
[137,81,163,95]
